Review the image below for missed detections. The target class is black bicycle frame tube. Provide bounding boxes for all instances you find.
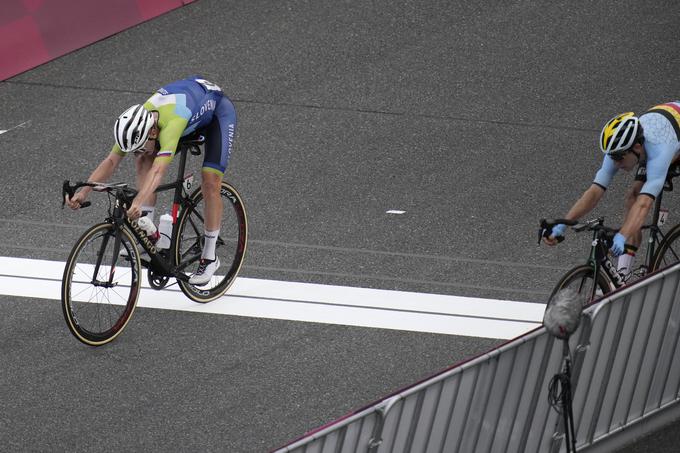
[153,145,192,249]
[124,215,176,276]
[632,193,665,272]
[646,195,664,265]
[594,234,625,288]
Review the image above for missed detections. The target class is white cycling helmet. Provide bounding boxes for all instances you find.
[114,104,154,152]
[599,112,641,155]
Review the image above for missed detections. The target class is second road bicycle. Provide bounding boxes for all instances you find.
[539,165,680,305]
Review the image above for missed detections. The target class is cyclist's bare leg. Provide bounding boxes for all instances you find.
[619,180,644,274]
[201,170,223,231]
[198,170,223,263]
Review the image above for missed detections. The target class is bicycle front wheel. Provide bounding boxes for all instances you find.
[548,265,614,307]
[175,181,248,303]
[61,223,142,346]
[651,224,680,272]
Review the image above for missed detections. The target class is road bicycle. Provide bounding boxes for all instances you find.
[539,164,680,305]
[61,133,247,346]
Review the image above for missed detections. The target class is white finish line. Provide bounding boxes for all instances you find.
[0,257,543,339]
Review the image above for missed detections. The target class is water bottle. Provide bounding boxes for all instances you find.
[157,213,173,249]
[137,216,159,243]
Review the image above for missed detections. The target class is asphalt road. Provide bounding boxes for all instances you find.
[1,0,679,451]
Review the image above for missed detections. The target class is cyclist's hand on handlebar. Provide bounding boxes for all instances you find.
[543,235,561,246]
[65,191,88,210]
[540,221,566,246]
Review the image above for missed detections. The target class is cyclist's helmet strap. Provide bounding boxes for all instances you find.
[599,112,641,155]
[114,104,154,153]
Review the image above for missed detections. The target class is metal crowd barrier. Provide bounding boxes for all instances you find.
[274,262,680,453]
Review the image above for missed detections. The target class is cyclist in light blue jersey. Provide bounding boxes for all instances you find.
[65,76,237,285]
[544,102,680,278]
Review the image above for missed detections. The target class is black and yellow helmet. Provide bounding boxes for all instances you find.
[599,112,641,155]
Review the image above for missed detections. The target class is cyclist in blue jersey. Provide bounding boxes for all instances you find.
[544,102,680,279]
[65,76,237,285]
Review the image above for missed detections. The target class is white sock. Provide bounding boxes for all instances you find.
[202,229,220,261]
[141,205,156,222]
[617,253,635,275]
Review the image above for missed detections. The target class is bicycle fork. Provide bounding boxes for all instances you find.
[89,227,121,289]
[92,202,128,288]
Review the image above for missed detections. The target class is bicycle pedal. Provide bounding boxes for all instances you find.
[632,267,648,279]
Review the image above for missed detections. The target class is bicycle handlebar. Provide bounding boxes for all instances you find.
[62,180,91,209]
[538,218,577,244]
[62,180,139,209]
[538,217,619,245]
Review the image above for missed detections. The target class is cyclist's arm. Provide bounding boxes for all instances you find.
[126,103,186,217]
[619,194,654,239]
[618,144,675,238]
[81,151,124,198]
[560,155,616,220]
[543,184,604,245]
[562,183,606,221]
[131,160,171,213]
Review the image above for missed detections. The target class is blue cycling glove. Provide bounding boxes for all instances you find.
[611,232,626,257]
[551,224,566,238]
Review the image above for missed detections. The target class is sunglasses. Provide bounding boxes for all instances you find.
[609,151,627,161]
[609,147,641,162]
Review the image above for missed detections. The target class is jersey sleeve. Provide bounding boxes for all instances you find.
[593,155,618,189]
[640,142,678,198]
[110,142,126,158]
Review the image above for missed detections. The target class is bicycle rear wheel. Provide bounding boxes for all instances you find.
[175,181,247,303]
[548,265,614,307]
[651,224,680,272]
[62,223,141,346]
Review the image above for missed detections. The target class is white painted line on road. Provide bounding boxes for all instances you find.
[0,257,544,339]
[0,120,31,136]
[386,210,406,214]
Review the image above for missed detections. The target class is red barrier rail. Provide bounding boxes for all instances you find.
[0,0,194,81]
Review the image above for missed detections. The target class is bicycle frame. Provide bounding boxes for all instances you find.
[104,137,206,282]
[639,194,669,273]
[587,230,626,290]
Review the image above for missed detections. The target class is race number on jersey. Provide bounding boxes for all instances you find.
[196,78,221,92]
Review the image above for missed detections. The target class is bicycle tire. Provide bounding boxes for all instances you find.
[175,181,248,303]
[61,223,142,346]
[651,224,680,272]
[548,265,614,307]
